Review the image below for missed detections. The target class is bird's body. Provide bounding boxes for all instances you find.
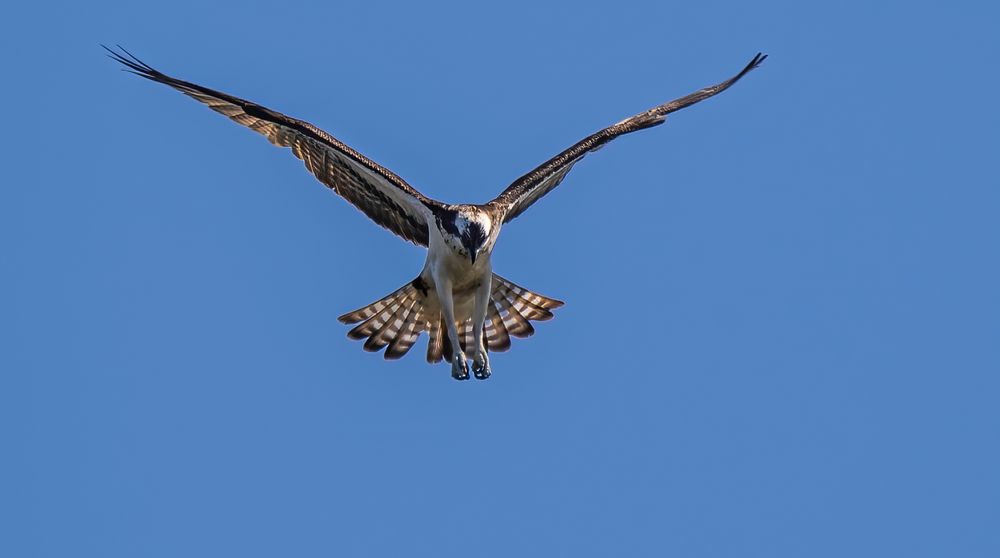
[418,205,499,379]
[107,46,765,380]
[423,207,497,309]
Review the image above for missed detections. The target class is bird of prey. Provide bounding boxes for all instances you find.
[107,46,766,381]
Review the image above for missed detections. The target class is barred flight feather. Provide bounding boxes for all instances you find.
[104,46,436,246]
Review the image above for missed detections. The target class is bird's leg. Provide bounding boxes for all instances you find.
[436,277,468,380]
[471,274,492,380]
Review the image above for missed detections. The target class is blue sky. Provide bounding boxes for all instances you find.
[4,1,998,556]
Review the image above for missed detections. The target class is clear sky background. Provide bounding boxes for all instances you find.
[4,1,998,556]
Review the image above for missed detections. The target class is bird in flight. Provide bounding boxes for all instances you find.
[107,46,765,381]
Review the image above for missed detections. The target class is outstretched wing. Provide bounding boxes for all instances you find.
[488,53,767,223]
[106,46,438,246]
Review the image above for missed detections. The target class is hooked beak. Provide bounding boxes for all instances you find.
[463,236,481,264]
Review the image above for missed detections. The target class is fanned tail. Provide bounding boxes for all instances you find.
[339,273,563,364]
[338,280,425,360]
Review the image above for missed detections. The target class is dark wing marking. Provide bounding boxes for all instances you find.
[106,46,438,245]
[488,53,767,223]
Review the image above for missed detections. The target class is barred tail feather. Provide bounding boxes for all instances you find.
[426,317,445,364]
[459,319,475,355]
[338,273,563,364]
[488,273,563,343]
[485,303,512,352]
[367,296,418,353]
[385,304,424,360]
[339,281,426,360]
[492,288,534,338]
[441,317,453,363]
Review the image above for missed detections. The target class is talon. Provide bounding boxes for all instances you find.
[451,352,469,381]
[472,351,491,380]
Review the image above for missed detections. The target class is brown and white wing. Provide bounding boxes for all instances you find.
[107,46,437,246]
[487,53,767,223]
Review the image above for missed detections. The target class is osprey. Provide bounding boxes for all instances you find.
[107,46,765,380]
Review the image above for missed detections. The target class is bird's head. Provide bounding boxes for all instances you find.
[455,208,493,264]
